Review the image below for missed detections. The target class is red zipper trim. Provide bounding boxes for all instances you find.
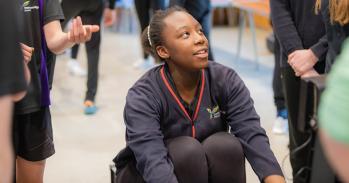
[160,66,205,138]
[193,70,205,121]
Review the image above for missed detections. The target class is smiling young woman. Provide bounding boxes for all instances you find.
[114,6,285,183]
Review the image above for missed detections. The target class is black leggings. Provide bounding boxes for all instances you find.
[273,36,286,111]
[61,0,104,102]
[116,132,245,183]
[134,0,165,59]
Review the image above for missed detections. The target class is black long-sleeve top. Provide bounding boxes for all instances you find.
[319,0,349,72]
[270,0,327,68]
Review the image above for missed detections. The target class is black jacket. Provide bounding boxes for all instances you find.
[270,0,327,68]
[116,62,283,183]
[320,0,349,72]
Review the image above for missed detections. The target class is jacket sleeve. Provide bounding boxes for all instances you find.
[310,34,328,61]
[270,0,303,56]
[124,87,179,183]
[223,70,283,181]
[310,1,329,61]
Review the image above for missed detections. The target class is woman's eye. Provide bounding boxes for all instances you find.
[198,29,204,34]
[182,32,190,39]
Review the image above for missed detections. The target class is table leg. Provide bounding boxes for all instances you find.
[248,11,259,70]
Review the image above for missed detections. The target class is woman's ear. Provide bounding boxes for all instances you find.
[156,46,170,60]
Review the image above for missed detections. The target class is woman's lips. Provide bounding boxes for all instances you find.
[194,48,208,59]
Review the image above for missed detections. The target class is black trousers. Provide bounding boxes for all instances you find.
[134,0,166,59]
[281,65,328,183]
[273,36,285,111]
[116,132,245,183]
[281,66,311,183]
[281,51,325,182]
[61,0,104,102]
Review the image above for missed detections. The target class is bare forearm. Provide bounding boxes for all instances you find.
[44,20,74,54]
[46,31,74,54]
[44,18,99,55]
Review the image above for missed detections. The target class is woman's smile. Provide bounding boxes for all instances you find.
[193,47,209,59]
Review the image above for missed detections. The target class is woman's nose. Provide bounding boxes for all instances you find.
[194,32,206,45]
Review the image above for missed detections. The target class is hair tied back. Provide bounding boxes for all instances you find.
[147,25,152,47]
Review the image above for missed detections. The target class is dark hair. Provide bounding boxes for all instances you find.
[141,6,187,62]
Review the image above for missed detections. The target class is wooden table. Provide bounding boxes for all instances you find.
[231,0,270,69]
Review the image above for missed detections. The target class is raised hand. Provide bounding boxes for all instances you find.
[103,8,116,27]
[67,16,100,44]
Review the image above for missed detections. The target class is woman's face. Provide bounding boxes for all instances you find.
[159,11,209,71]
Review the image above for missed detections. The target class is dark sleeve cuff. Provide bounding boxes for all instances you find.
[0,81,27,97]
[310,35,328,61]
[273,31,303,56]
[285,45,304,56]
[260,167,284,183]
[44,15,65,25]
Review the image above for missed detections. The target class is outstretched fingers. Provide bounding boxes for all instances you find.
[68,16,100,44]
[83,25,100,41]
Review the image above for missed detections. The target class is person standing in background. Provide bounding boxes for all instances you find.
[133,0,166,69]
[270,0,328,182]
[315,0,349,73]
[14,0,99,181]
[61,0,116,115]
[316,1,349,181]
[271,35,288,135]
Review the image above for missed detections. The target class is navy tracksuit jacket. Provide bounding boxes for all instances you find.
[121,62,282,182]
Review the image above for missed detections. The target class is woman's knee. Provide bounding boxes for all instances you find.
[166,136,206,164]
[202,132,244,164]
[166,136,209,183]
[202,132,246,183]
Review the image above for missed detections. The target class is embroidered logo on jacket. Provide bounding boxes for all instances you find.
[23,0,30,7]
[23,0,39,12]
[207,105,221,119]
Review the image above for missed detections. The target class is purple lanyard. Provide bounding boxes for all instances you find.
[38,0,51,106]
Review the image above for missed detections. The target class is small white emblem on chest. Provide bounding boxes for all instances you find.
[207,105,221,119]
